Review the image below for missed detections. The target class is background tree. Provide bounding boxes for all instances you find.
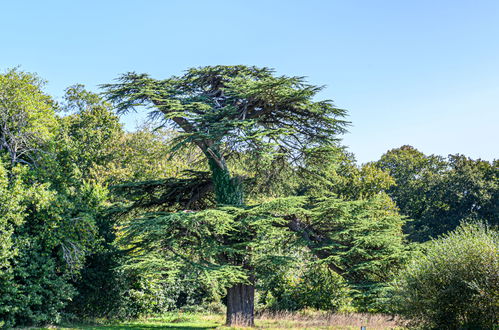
[299,149,395,200]
[375,146,498,241]
[0,79,112,327]
[0,160,99,327]
[0,162,27,328]
[106,125,202,184]
[0,69,57,166]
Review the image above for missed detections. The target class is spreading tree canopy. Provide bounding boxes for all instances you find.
[104,66,347,205]
[103,65,351,326]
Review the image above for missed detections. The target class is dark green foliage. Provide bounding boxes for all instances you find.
[262,261,351,311]
[389,222,499,329]
[56,86,220,319]
[103,65,349,325]
[102,66,348,204]
[119,197,309,287]
[118,193,409,313]
[103,66,347,164]
[0,73,103,326]
[313,196,408,284]
[112,170,215,212]
[47,86,126,319]
[297,195,410,311]
[1,239,76,326]
[115,197,314,322]
[0,82,117,327]
[113,260,222,318]
[275,150,410,311]
[0,163,25,270]
[0,161,99,327]
[0,162,28,328]
[66,250,121,318]
[375,145,499,241]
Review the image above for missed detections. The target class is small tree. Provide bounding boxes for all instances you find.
[103,65,347,325]
[390,222,499,329]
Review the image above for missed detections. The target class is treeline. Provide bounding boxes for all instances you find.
[0,67,497,329]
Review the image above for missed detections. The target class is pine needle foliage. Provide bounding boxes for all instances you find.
[119,197,310,289]
[102,66,348,201]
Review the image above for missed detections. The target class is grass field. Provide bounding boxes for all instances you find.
[37,312,405,329]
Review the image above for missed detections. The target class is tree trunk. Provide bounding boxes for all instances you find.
[226,282,255,327]
[206,148,255,326]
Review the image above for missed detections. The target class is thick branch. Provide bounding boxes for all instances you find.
[150,98,211,154]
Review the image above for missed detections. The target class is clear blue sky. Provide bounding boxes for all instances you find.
[1,0,498,163]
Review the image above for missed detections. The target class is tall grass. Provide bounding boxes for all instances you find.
[255,310,405,329]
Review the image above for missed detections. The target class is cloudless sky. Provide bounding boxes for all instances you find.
[1,0,498,163]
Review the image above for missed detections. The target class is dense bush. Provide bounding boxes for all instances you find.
[389,222,499,329]
[0,160,101,327]
[262,262,352,312]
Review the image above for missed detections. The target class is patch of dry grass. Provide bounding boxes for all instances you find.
[249,310,406,329]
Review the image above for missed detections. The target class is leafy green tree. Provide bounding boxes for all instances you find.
[54,86,217,318]
[106,126,202,184]
[119,196,310,323]
[0,162,25,271]
[0,69,57,165]
[40,85,127,319]
[300,149,395,200]
[374,146,446,219]
[0,162,27,328]
[103,65,347,325]
[43,84,124,187]
[252,150,407,312]
[0,82,114,327]
[0,71,95,327]
[0,161,91,327]
[375,146,498,241]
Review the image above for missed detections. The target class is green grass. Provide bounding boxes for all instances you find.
[35,312,405,329]
[39,313,222,330]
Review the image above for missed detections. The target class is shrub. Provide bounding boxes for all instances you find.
[390,222,498,329]
[264,262,353,312]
